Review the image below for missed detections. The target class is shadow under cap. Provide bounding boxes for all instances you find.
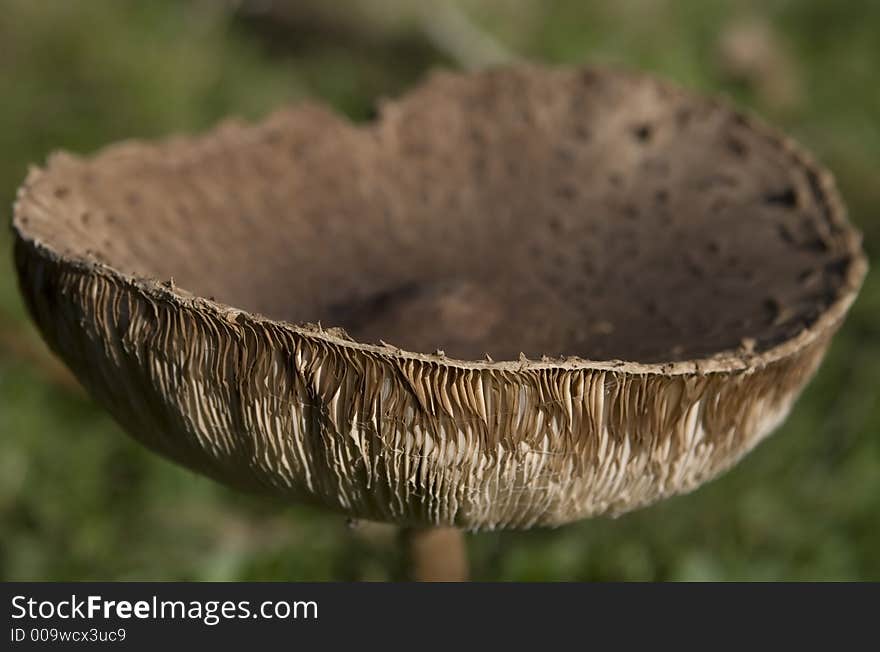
[12,65,867,529]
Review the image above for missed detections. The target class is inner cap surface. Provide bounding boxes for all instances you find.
[21,66,858,363]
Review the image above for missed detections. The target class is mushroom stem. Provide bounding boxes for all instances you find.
[401,527,469,582]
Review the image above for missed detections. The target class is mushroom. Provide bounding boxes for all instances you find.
[12,65,866,580]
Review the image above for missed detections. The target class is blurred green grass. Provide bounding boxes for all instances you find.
[1,0,877,581]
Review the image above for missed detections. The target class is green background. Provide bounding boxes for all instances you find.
[1,0,877,581]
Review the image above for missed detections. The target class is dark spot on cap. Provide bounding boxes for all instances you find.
[727,136,748,158]
[632,123,653,143]
[764,187,798,209]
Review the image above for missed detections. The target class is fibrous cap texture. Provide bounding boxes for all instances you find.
[13,65,866,529]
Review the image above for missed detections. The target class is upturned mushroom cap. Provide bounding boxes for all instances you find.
[13,65,866,529]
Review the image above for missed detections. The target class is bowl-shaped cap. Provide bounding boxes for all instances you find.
[13,65,866,529]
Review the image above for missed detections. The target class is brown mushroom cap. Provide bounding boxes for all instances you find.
[13,65,866,529]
